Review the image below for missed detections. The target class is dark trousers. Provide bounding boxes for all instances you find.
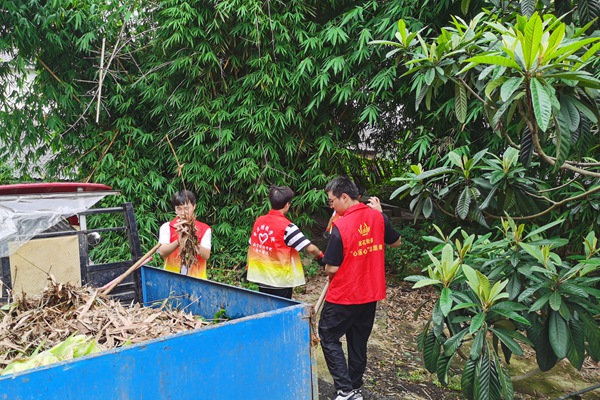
[259,286,293,299]
[318,301,377,392]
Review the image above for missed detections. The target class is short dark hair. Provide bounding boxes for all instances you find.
[172,190,197,207]
[268,185,294,210]
[325,176,360,200]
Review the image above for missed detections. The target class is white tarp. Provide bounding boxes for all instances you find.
[0,191,115,257]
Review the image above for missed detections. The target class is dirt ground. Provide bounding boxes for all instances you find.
[296,273,600,400]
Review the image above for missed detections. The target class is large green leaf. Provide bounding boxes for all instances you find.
[549,290,562,311]
[490,327,524,355]
[423,328,442,373]
[529,78,552,132]
[436,353,455,386]
[519,126,533,167]
[523,13,543,70]
[455,82,467,123]
[443,327,468,356]
[464,55,521,70]
[567,316,585,370]
[553,114,572,170]
[488,305,530,325]
[439,287,453,316]
[581,313,600,361]
[494,350,514,400]
[526,314,558,371]
[548,311,570,359]
[462,357,477,399]
[470,312,486,334]
[520,0,535,17]
[474,351,491,400]
[500,76,524,102]
[457,187,472,219]
[488,355,504,400]
[470,327,486,360]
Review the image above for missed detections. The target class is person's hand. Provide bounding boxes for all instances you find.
[367,196,383,212]
[316,252,327,267]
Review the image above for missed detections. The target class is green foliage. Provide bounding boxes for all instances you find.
[406,219,600,399]
[385,222,432,279]
[376,8,600,243]
[0,0,434,272]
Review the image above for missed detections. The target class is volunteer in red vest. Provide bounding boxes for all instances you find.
[319,176,401,400]
[247,185,325,299]
[158,190,211,279]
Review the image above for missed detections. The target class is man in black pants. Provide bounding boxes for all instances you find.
[319,176,401,400]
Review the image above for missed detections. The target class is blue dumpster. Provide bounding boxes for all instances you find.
[0,267,317,399]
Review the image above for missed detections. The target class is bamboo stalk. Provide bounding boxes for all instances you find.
[96,37,106,123]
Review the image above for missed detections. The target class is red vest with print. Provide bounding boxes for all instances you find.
[246,210,305,287]
[165,218,210,279]
[326,203,386,304]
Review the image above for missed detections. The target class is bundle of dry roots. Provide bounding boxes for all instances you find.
[0,276,212,369]
[178,218,199,273]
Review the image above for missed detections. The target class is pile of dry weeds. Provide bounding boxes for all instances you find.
[0,276,212,369]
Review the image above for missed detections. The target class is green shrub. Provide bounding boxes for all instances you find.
[386,222,432,279]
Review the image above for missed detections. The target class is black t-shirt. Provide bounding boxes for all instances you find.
[323,212,400,267]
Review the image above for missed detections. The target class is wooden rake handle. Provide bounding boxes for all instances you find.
[101,243,161,296]
[314,280,330,314]
[310,280,330,346]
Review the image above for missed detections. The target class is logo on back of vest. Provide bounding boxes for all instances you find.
[258,232,269,244]
[358,223,370,236]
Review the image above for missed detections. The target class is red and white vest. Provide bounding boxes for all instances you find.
[326,203,386,304]
[164,218,210,279]
[247,210,305,287]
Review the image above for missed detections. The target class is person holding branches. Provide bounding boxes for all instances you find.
[319,176,402,400]
[158,190,212,279]
[246,185,326,299]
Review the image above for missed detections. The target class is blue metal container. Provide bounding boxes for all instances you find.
[0,267,317,399]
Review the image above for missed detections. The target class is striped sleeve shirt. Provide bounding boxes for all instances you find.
[284,223,311,251]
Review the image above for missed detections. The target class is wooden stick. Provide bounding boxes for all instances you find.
[314,280,329,314]
[101,243,161,296]
[310,280,330,346]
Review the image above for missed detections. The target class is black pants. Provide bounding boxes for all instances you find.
[318,301,377,392]
[258,286,293,299]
